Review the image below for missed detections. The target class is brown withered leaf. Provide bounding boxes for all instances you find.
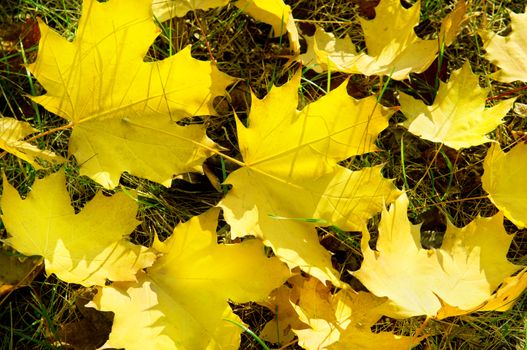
[0,247,42,297]
[57,287,113,350]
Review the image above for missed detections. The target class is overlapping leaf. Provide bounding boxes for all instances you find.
[300,0,465,80]
[482,143,527,228]
[258,274,310,344]
[299,27,357,74]
[354,193,523,318]
[291,276,418,350]
[436,267,527,319]
[88,208,289,349]
[219,73,401,285]
[29,0,234,189]
[399,62,514,149]
[481,8,527,82]
[0,117,64,168]
[0,248,42,296]
[1,171,156,286]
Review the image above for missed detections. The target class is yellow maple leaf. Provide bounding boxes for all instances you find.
[300,0,466,80]
[291,276,418,350]
[153,0,300,52]
[481,8,527,82]
[353,193,523,318]
[29,0,234,189]
[218,73,401,285]
[300,0,434,80]
[88,208,289,349]
[0,117,64,168]
[399,62,515,149]
[299,27,358,74]
[482,143,527,228]
[0,171,156,286]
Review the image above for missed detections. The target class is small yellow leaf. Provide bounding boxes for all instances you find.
[219,72,401,285]
[482,142,527,228]
[399,62,514,149]
[29,0,234,188]
[1,171,156,286]
[0,117,64,168]
[481,8,527,82]
[300,0,439,80]
[354,193,522,318]
[88,208,290,350]
[299,27,358,73]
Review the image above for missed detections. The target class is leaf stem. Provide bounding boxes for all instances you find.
[193,12,216,64]
[0,123,74,159]
[209,149,245,167]
[412,317,430,344]
[25,123,74,143]
[400,134,410,191]
[412,143,443,193]
[486,85,527,102]
[19,42,42,129]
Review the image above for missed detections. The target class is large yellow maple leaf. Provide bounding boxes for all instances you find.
[218,73,401,285]
[481,8,527,82]
[88,208,289,349]
[29,0,234,189]
[0,117,64,168]
[0,171,156,286]
[291,276,418,350]
[399,62,515,149]
[300,0,464,80]
[354,193,523,318]
[482,143,527,228]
